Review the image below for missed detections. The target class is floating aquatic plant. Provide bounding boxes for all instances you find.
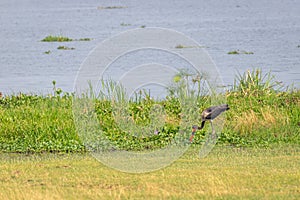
[175,44,185,49]
[57,46,75,50]
[175,44,205,49]
[41,35,92,42]
[78,38,91,41]
[97,6,126,10]
[41,35,73,42]
[120,23,131,26]
[228,50,254,55]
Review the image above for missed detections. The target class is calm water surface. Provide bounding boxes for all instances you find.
[0,0,299,95]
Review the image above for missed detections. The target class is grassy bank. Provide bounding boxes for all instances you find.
[0,69,299,153]
[0,146,299,199]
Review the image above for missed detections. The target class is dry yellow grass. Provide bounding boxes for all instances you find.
[232,106,289,135]
[0,146,299,199]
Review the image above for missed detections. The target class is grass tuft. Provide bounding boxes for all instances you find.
[233,68,283,96]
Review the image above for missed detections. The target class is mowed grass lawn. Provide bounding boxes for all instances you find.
[0,145,299,199]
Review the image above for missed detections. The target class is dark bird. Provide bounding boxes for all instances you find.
[190,104,230,142]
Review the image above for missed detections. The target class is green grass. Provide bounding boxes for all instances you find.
[0,93,83,153]
[0,69,299,152]
[0,69,299,198]
[0,146,299,199]
[221,69,300,147]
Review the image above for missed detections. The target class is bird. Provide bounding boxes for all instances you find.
[189,104,230,142]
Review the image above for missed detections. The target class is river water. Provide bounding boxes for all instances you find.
[1,0,299,95]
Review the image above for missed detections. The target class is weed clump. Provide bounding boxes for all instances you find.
[223,68,299,146]
[232,68,283,97]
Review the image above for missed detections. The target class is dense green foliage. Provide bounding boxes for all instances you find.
[0,69,299,152]
[0,93,83,152]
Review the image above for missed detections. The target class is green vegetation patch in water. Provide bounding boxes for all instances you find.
[41,35,73,42]
[97,6,127,10]
[228,50,254,55]
[41,35,92,42]
[175,44,206,49]
[57,46,75,50]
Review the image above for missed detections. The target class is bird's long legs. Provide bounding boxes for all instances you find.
[210,120,214,133]
[210,120,217,139]
[189,134,194,143]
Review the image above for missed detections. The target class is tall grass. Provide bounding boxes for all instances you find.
[233,69,284,95]
[223,68,299,146]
